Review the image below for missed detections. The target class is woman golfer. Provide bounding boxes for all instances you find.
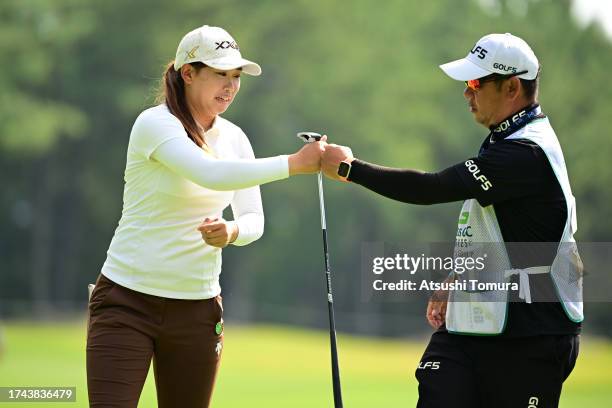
[86,25,324,408]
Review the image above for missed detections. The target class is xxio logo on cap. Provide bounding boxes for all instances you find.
[215,41,239,50]
[470,45,488,60]
[186,46,199,59]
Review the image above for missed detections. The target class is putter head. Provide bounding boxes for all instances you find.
[297,131,322,143]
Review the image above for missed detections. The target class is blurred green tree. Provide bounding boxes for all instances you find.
[0,0,610,335]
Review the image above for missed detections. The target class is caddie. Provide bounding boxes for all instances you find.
[320,33,582,408]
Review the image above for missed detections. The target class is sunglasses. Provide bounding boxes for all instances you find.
[464,70,528,91]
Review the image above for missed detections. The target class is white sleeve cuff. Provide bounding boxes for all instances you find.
[278,155,290,179]
[229,214,264,246]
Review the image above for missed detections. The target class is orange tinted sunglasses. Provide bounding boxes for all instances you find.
[464,70,528,91]
[464,77,495,91]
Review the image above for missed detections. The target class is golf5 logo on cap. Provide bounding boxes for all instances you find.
[467,33,533,76]
[440,33,539,81]
[470,45,488,60]
[470,44,518,73]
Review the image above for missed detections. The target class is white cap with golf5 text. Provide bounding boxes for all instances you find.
[439,33,539,81]
[174,25,262,76]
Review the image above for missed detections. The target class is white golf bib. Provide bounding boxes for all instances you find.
[446,117,584,335]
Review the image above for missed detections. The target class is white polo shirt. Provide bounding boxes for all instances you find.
[101,104,289,299]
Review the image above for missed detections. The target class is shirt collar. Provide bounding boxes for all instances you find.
[478,104,544,154]
[488,104,543,143]
[198,116,221,139]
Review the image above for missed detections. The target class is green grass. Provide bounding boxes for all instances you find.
[0,321,610,407]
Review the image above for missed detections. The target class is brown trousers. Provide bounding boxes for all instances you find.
[86,274,224,408]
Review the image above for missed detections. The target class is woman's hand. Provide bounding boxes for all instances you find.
[198,218,239,248]
[288,135,327,175]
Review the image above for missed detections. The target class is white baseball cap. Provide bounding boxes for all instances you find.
[439,33,539,81]
[174,25,262,76]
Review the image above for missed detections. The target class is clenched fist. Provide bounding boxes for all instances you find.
[288,136,327,175]
[198,217,239,248]
[321,143,354,181]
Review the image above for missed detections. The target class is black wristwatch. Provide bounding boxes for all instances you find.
[337,160,352,179]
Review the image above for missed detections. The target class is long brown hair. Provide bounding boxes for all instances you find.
[156,61,206,147]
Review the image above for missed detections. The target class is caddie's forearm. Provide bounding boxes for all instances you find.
[347,159,469,205]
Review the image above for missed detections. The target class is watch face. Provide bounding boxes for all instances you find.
[338,161,350,177]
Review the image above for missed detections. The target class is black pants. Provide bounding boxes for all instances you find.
[416,331,579,408]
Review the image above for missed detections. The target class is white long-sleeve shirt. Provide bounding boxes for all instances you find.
[101,104,289,299]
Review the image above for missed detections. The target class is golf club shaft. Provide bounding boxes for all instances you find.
[318,172,343,408]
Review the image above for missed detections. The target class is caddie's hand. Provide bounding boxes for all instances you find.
[288,135,327,175]
[321,143,354,181]
[198,217,239,248]
[426,289,448,329]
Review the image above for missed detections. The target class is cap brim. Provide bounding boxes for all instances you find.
[205,56,262,76]
[439,58,491,81]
